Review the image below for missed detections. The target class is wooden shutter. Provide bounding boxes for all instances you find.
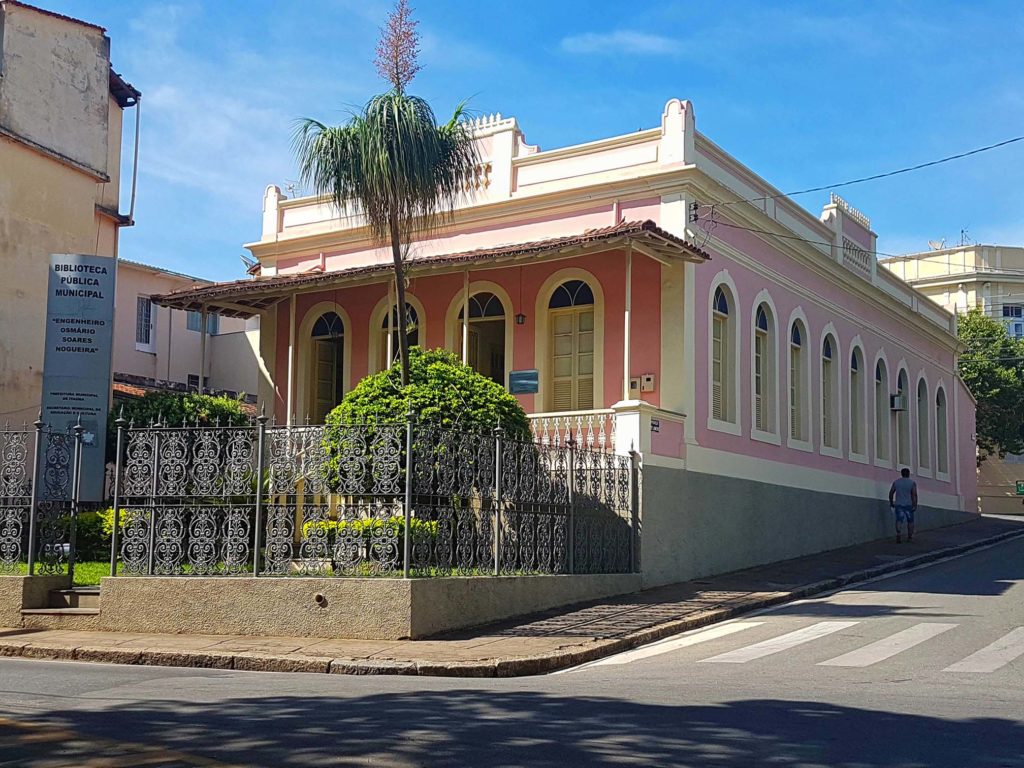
[313,340,339,424]
[712,315,724,420]
[790,348,801,440]
[822,359,833,447]
[550,307,594,411]
[754,332,765,431]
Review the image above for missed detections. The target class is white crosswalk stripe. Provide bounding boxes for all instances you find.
[944,627,1024,673]
[588,622,764,667]
[818,623,958,668]
[698,621,859,664]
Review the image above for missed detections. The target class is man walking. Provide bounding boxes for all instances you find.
[888,468,918,543]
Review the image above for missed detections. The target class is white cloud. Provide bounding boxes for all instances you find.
[560,30,679,56]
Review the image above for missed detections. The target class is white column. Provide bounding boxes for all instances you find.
[623,245,633,401]
[387,279,395,365]
[462,270,470,364]
[286,294,296,426]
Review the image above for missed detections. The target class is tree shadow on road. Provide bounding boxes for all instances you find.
[14,690,1024,767]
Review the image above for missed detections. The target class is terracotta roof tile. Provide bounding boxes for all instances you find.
[153,219,709,317]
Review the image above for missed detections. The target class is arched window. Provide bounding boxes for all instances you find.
[897,370,910,466]
[821,335,839,449]
[549,280,594,411]
[310,312,345,423]
[936,388,949,475]
[458,292,505,384]
[875,360,890,462]
[850,348,865,455]
[711,286,736,423]
[753,304,775,433]
[380,303,419,371]
[917,378,930,470]
[789,321,808,441]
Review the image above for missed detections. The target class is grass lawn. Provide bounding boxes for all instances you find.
[2,561,110,586]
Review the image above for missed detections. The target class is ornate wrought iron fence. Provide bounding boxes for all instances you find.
[0,420,83,576]
[109,415,639,579]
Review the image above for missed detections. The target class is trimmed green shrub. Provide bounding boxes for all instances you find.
[326,347,531,437]
[73,510,109,561]
[106,391,249,461]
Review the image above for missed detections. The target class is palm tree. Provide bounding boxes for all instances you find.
[293,0,478,385]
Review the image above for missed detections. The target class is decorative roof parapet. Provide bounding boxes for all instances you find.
[467,112,519,137]
[829,192,871,230]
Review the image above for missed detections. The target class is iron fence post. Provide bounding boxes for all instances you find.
[567,439,576,575]
[147,422,161,576]
[67,420,84,587]
[493,424,503,577]
[253,410,268,577]
[403,410,415,579]
[26,416,44,576]
[629,448,640,574]
[109,412,127,577]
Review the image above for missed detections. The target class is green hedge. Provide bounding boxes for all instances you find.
[107,391,249,460]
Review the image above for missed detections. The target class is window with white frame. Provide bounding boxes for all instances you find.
[936,387,949,475]
[711,286,735,423]
[850,348,865,455]
[1003,305,1024,338]
[875,360,890,462]
[917,378,930,470]
[379,303,420,371]
[187,311,220,335]
[789,321,808,441]
[821,335,839,449]
[753,304,774,433]
[135,296,155,353]
[548,280,595,412]
[896,370,910,467]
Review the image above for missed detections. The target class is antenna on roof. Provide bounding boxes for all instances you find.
[927,239,946,251]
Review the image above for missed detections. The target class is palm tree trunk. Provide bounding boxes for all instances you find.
[389,211,412,386]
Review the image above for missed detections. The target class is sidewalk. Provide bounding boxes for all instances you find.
[2,515,1022,677]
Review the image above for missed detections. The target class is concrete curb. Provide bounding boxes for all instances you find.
[3,527,1023,677]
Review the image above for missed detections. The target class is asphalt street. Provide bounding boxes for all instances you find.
[2,535,1023,767]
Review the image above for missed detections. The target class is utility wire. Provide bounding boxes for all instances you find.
[702,134,1024,210]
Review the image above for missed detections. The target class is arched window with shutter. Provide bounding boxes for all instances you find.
[548,280,595,411]
[875,359,891,463]
[896,369,910,466]
[917,377,930,471]
[753,303,775,433]
[821,334,839,450]
[850,347,865,456]
[711,286,735,423]
[789,320,809,442]
[936,387,949,476]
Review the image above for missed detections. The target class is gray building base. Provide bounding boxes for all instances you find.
[640,465,975,588]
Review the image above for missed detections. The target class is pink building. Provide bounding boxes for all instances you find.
[155,100,976,587]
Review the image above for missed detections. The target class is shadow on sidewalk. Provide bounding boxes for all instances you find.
[15,691,1024,767]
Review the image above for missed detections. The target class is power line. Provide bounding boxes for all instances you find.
[695,217,911,258]
[702,133,1024,210]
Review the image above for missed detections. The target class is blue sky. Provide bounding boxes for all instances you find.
[43,1,1024,280]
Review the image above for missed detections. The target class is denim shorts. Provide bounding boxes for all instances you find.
[894,505,915,524]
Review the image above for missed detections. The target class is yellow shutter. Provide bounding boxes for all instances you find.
[790,348,801,440]
[754,332,764,431]
[549,307,596,412]
[822,359,833,447]
[712,315,724,420]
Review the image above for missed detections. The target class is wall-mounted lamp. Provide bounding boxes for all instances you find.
[515,313,526,325]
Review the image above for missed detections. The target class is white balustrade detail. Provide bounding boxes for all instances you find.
[528,410,616,450]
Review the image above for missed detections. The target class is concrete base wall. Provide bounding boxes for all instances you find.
[0,575,68,626]
[95,573,642,640]
[410,574,641,638]
[640,466,976,588]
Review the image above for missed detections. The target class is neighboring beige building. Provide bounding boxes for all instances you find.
[114,260,259,400]
[881,243,1024,514]
[0,1,138,421]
